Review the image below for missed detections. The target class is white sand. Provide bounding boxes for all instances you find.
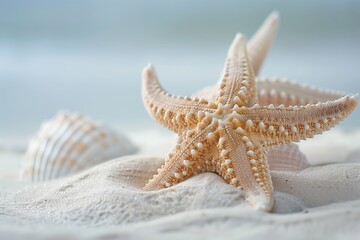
[0,129,360,239]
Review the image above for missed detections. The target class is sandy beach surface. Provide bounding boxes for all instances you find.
[0,128,359,240]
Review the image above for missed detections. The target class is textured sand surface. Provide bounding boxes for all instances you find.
[0,129,360,239]
[0,154,360,239]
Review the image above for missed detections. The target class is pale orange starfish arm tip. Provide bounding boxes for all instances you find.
[248,11,279,75]
[142,64,215,134]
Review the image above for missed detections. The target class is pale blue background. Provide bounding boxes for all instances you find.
[0,0,359,138]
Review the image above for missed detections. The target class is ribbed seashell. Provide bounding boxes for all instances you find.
[20,111,137,182]
[267,143,310,171]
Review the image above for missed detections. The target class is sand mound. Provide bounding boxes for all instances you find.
[1,155,360,239]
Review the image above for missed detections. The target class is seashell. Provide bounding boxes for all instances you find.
[20,111,138,182]
[267,143,310,171]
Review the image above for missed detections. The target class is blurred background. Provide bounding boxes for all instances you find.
[1,0,359,140]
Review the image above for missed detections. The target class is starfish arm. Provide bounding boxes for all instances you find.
[217,34,257,107]
[142,65,216,133]
[257,77,346,106]
[248,11,279,75]
[241,94,358,147]
[216,126,273,210]
[144,123,217,191]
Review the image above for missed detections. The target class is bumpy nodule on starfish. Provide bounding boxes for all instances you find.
[141,20,358,211]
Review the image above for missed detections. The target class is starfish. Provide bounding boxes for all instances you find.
[141,27,357,212]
